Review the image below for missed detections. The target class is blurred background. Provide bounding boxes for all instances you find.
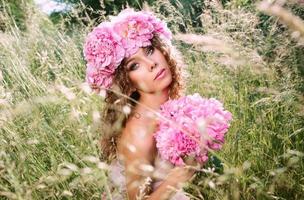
[0,0,304,199]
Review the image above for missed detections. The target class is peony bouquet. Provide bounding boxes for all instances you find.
[154,93,232,166]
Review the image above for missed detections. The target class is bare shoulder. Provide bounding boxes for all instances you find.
[117,117,157,200]
[117,116,157,163]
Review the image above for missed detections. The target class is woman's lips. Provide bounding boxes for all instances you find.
[154,68,166,80]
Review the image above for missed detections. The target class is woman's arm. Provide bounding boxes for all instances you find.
[118,122,195,200]
[145,166,195,200]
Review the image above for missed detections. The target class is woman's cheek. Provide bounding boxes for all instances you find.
[138,81,151,91]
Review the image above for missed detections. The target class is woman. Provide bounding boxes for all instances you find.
[84,8,196,200]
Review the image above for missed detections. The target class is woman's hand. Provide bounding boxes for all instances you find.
[184,155,202,171]
[166,156,202,187]
[166,166,195,186]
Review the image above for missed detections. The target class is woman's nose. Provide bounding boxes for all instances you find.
[143,57,157,72]
[149,62,156,72]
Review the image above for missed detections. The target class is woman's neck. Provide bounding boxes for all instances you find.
[136,88,169,114]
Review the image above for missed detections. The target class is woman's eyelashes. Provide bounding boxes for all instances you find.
[145,46,154,55]
[128,46,155,71]
[129,63,139,71]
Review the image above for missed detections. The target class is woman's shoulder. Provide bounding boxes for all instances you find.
[117,114,157,160]
[124,112,157,137]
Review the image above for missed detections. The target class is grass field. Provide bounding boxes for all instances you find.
[0,0,303,199]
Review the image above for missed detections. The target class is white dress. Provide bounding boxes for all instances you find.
[107,153,190,200]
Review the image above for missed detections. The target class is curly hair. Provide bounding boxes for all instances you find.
[100,35,187,162]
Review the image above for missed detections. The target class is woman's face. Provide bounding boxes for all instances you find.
[125,45,172,95]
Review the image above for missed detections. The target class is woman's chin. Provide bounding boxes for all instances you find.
[164,76,173,89]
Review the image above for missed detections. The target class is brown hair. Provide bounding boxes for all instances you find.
[100,35,187,162]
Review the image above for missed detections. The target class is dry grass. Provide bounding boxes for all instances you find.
[0,0,303,199]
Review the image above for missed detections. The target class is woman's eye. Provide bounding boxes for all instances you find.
[129,63,139,71]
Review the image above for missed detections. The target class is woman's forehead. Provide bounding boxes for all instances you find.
[125,47,147,63]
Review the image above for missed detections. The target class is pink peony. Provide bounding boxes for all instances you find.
[146,13,172,41]
[154,93,232,166]
[112,9,172,57]
[85,65,113,90]
[83,22,125,89]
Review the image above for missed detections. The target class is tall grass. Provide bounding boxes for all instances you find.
[0,0,303,199]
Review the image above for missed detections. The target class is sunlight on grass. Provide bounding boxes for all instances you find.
[0,0,303,199]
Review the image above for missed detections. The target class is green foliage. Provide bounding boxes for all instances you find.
[0,0,33,31]
[52,0,154,26]
[0,0,303,199]
[53,0,204,32]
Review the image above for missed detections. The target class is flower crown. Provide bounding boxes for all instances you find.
[83,8,172,90]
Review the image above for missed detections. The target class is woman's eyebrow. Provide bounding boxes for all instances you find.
[125,47,147,66]
[125,58,135,66]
